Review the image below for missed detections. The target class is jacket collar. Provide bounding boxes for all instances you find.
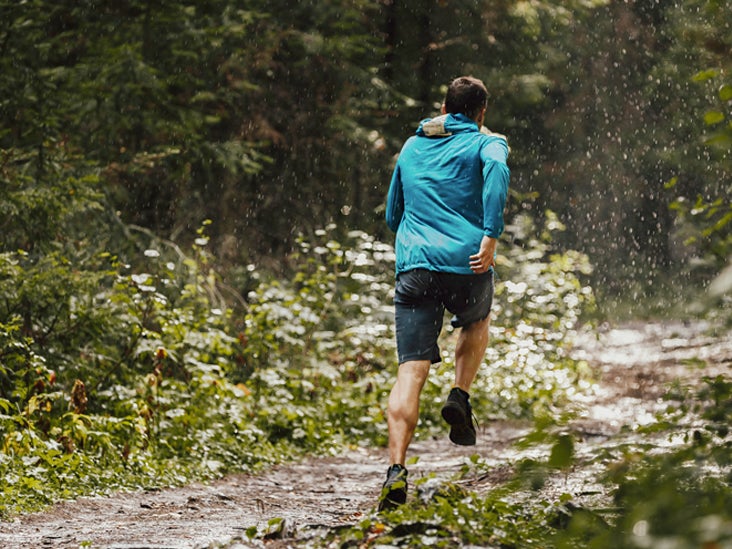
[416,113,478,137]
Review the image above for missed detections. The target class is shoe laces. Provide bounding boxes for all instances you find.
[471,411,481,431]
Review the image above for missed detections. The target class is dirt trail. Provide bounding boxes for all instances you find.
[0,321,729,548]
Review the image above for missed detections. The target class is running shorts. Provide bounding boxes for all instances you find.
[393,268,494,364]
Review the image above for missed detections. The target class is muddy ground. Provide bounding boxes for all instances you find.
[0,321,730,548]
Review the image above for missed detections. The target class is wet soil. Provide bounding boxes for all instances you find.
[0,321,729,548]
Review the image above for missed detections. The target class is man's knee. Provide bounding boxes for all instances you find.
[463,315,490,335]
[397,360,431,384]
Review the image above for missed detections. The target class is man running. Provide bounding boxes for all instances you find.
[379,75,510,511]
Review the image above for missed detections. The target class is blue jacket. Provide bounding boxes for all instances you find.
[385,113,510,275]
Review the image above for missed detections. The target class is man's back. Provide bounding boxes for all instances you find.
[386,113,510,275]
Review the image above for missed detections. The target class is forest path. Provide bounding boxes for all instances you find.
[0,320,729,548]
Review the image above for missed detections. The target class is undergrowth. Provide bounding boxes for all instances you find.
[2,211,731,549]
[318,363,732,548]
[0,212,593,517]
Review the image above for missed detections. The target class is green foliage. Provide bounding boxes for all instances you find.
[329,485,558,548]
[0,223,393,516]
[0,220,269,515]
[666,65,732,319]
[0,0,393,260]
[3,0,728,310]
[549,377,732,549]
[234,226,397,450]
[0,203,598,518]
[322,359,732,549]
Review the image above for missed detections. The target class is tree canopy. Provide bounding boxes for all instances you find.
[3,1,730,306]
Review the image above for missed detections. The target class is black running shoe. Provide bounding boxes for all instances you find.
[378,464,408,511]
[441,387,476,445]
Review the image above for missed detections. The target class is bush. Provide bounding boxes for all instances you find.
[0,204,599,518]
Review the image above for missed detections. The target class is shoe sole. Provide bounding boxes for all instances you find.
[441,402,476,446]
[378,489,407,511]
[441,401,466,425]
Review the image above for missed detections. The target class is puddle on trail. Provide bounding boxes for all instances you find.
[0,321,729,548]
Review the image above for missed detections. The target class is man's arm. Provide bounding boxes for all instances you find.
[385,163,404,232]
[480,137,510,239]
[472,137,510,273]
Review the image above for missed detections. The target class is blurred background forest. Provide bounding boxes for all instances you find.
[2,0,730,311]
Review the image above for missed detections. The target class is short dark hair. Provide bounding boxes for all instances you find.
[444,76,488,119]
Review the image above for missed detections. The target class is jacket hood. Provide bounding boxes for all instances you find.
[416,113,478,137]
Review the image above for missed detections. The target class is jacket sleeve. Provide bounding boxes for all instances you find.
[385,162,404,233]
[480,137,510,238]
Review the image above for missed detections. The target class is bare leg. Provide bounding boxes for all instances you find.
[453,316,490,392]
[387,360,431,465]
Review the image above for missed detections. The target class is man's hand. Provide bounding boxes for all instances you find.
[469,235,497,274]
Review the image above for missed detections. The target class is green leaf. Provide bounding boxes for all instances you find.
[704,110,725,125]
[705,211,732,236]
[719,84,732,102]
[549,434,574,469]
[692,69,719,82]
[704,132,732,147]
[663,176,678,190]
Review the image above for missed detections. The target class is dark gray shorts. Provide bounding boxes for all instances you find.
[394,268,494,364]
